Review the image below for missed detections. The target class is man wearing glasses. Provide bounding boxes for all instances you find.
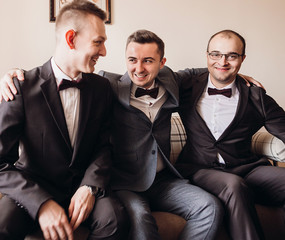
[176,29,285,240]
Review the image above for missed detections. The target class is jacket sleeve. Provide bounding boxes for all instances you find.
[251,85,285,142]
[174,67,208,87]
[0,78,52,219]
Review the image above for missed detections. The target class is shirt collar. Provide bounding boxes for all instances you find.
[51,57,82,86]
[207,75,238,96]
[131,79,158,96]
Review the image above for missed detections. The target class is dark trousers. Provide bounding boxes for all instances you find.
[191,164,285,240]
[0,193,128,240]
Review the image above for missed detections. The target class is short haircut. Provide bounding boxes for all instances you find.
[207,29,246,56]
[56,0,106,32]
[126,30,165,60]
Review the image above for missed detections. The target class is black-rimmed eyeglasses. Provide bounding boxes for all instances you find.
[208,52,243,61]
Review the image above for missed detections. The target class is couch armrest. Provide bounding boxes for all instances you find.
[252,131,285,162]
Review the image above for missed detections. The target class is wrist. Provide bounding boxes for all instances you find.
[84,185,104,198]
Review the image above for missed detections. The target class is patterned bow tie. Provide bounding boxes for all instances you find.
[207,87,232,98]
[135,87,159,99]
[58,78,85,91]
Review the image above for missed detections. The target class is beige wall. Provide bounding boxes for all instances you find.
[1,0,285,108]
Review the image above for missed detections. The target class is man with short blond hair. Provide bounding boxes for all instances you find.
[0,1,127,239]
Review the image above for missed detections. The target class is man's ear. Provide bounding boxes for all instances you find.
[160,57,167,69]
[65,30,76,49]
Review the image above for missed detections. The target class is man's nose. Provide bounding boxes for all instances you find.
[136,62,144,72]
[219,55,228,65]
[99,43,107,57]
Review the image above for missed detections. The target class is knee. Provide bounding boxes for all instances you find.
[195,191,224,222]
[0,195,33,239]
[220,176,251,202]
[89,197,129,239]
[127,197,151,220]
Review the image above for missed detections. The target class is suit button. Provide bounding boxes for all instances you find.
[151,150,156,154]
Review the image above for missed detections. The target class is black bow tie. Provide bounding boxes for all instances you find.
[58,78,85,91]
[135,87,159,99]
[207,87,232,98]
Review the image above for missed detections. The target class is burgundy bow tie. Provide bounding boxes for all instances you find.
[207,87,232,98]
[135,87,159,99]
[58,78,85,91]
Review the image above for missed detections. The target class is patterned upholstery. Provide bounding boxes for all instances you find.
[170,114,186,164]
[252,131,285,162]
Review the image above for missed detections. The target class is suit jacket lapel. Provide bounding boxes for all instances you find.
[118,73,151,122]
[72,74,92,158]
[40,61,72,152]
[192,73,216,140]
[218,76,249,140]
[118,72,133,108]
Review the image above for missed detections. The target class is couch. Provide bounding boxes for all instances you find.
[0,114,285,240]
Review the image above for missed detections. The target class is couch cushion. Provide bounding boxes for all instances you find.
[152,211,186,240]
[252,131,285,162]
[170,115,186,164]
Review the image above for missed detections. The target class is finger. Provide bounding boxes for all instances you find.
[8,68,24,81]
[239,74,250,87]
[15,69,25,81]
[55,225,68,240]
[0,88,3,103]
[0,76,16,100]
[69,209,79,230]
[68,200,74,219]
[62,221,74,240]
[49,225,59,240]
[5,73,18,95]
[42,228,52,240]
[7,80,18,95]
[72,210,85,231]
[2,89,12,102]
[254,80,265,89]
[3,84,15,100]
[54,213,69,240]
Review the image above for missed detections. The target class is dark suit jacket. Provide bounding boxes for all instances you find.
[176,72,285,176]
[0,60,113,219]
[99,67,184,192]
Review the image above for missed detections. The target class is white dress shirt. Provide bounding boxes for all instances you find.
[197,76,239,164]
[51,58,81,147]
[130,81,168,172]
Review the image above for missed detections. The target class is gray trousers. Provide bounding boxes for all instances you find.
[116,169,223,240]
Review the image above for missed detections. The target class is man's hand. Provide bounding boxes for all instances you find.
[0,68,24,102]
[239,74,265,90]
[38,200,74,240]
[68,186,96,231]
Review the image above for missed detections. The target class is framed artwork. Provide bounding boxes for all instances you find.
[50,0,111,24]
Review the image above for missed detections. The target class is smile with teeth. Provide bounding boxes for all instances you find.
[135,73,148,79]
[92,58,98,64]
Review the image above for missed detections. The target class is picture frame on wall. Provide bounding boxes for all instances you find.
[50,0,111,24]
